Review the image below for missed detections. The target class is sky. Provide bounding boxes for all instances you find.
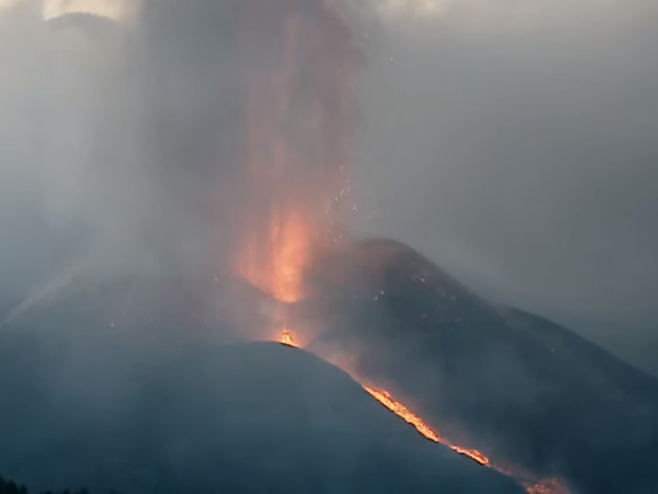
[0,0,656,375]
[351,0,658,374]
[0,5,655,494]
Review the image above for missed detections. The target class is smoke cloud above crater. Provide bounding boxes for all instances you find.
[0,4,657,493]
[0,0,657,374]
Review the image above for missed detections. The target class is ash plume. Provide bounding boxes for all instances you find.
[0,2,657,494]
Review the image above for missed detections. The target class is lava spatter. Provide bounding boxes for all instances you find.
[280,327,297,347]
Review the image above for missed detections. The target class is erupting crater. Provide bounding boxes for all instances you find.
[232,1,570,493]
[280,327,297,347]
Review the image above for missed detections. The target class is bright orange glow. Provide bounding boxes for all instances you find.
[238,208,310,304]
[280,327,298,347]
[235,11,310,304]
[364,386,440,441]
[238,3,568,493]
[234,1,359,305]
[450,445,491,466]
[364,385,489,465]
[283,331,567,493]
[362,384,569,493]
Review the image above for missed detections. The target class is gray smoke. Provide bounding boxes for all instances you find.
[0,1,243,308]
[353,0,658,375]
[0,0,657,375]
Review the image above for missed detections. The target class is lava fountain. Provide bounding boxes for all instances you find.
[280,327,297,347]
[234,0,360,308]
[233,1,568,493]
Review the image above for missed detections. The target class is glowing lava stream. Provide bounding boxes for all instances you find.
[277,329,568,494]
[236,3,564,490]
[362,386,490,466]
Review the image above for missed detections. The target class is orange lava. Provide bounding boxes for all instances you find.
[233,2,568,494]
[234,0,360,304]
[280,327,298,347]
[363,383,569,493]
[281,331,567,493]
[450,445,491,466]
[362,383,569,493]
[363,386,441,441]
[364,385,489,465]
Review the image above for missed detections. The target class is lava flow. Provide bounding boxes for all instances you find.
[363,386,490,466]
[278,329,568,494]
[234,2,568,493]
[277,331,488,466]
[364,383,569,494]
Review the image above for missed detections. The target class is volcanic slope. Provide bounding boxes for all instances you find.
[308,239,658,494]
[0,276,524,494]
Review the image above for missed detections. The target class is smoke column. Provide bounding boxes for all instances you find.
[234,0,362,305]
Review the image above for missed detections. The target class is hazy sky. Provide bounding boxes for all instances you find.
[0,0,656,374]
[353,0,658,372]
[0,6,655,494]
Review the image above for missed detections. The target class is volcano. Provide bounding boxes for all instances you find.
[302,238,658,494]
[2,1,656,493]
[1,244,657,493]
[0,274,524,494]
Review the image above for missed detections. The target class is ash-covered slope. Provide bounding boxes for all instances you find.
[308,239,658,494]
[0,277,523,494]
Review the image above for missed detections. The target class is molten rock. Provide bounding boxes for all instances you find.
[0,276,524,493]
[305,238,658,494]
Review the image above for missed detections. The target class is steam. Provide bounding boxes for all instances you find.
[0,0,656,370]
[0,0,362,329]
[1,0,235,288]
[0,3,655,493]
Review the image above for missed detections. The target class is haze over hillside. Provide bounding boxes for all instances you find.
[0,2,657,493]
